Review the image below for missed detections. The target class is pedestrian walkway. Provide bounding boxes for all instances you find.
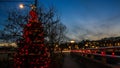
[63,53,83,68]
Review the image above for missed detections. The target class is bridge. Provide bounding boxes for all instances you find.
[70,46,120,68]
[0,46,120,68]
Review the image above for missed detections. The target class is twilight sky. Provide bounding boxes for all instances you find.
[0,0,120,41]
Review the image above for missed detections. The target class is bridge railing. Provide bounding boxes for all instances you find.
[71,46,120,64]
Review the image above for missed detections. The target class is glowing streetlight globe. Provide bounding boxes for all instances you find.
[70,40,75,43]
[19,4,24,8]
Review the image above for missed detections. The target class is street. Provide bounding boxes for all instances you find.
[63,52,83,68]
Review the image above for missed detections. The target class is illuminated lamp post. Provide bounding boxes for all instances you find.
[85,43,88,48]
[70,40,75,43]
[70,40,75,50]
[19,4,24,9]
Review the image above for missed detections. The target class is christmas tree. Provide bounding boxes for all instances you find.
[14,5,50,68]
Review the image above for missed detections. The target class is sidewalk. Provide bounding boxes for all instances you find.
[63,53,83,68]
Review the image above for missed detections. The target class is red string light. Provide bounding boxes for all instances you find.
[14,9,50,68]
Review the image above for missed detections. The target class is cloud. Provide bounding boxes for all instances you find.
[66,14,120,41]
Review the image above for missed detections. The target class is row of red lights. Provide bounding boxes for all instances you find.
[14,9,50,68]
[71,50,115,57]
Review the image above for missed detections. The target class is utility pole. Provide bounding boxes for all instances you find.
[34,0,37,8]
[33,0,38,12]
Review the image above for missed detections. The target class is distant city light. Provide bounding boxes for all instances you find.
[85,44,88,47]
[70,40,75,43]
[0,42,17,47]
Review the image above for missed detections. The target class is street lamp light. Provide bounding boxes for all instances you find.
[19,3,38,23]
[70,40,75,43]
[19,3,37,11]
[19,4,24,9]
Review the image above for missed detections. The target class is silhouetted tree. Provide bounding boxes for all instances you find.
[4,6,67,46]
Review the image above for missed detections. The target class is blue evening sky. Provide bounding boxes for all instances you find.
[0,0,120,41]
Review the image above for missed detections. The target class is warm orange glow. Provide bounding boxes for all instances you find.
[19,4,24,9]
[70,40,75,43]
[85,44,88,46]
[0,43,17,47]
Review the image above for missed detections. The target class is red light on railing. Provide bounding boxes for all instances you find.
[101,51,105,56]
[112,52,115,57]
